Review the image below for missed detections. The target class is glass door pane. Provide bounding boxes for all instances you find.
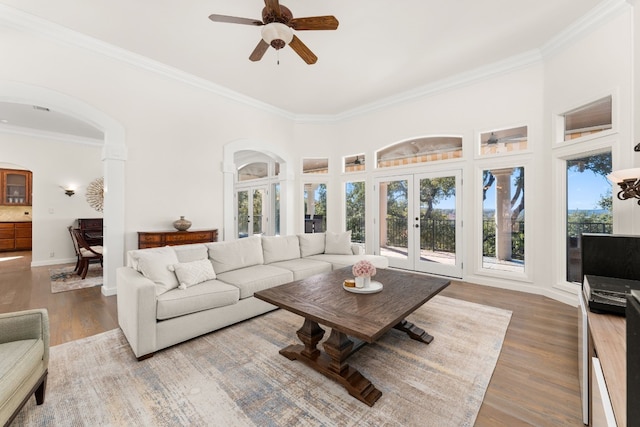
[237,190,249,238]
[415,172,461,277]
[237,187,268,238]
[236,190,250,238]
[252,188,266,235]
[377,177,412,270]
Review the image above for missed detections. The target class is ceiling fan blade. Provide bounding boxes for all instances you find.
[264,0,282,18]
[289,16,339,31]
[289,35,318,65]
[208,14,263,26]
[249,39,270,62]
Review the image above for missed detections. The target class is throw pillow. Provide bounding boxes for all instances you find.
[168,259,216,290]
[135,246,180,295]
[298,233,326,257]
[324,231,353,255]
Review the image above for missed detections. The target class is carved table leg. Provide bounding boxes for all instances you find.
[394,319,434,344]
[323,329,354,375]
[279,319,382,407]
[280,318,325,360]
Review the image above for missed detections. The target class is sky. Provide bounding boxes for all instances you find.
[567,169,611,211]
[433,169,611,212]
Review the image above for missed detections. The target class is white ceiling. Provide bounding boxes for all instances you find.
[0,0,608,136]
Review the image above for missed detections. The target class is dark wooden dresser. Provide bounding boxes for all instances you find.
[137,229,218,249]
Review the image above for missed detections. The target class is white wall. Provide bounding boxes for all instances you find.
[0,19,295,276]
[0,133,102,264]
[0,3,635,303]
[288,6,634,304]
[543,7,634,297]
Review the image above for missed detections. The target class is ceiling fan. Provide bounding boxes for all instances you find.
[486,132,527,145]
[208,0,339,64]
[346,155,364,166]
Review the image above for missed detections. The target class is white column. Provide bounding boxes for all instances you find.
[101,142,127,296]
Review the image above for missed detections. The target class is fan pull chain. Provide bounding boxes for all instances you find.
[277,49,280,65]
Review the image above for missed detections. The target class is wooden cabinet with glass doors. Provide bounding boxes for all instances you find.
[1,169,32,206]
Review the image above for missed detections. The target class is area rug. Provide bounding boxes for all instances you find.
[15,295,511,426]
[49,264,102,293]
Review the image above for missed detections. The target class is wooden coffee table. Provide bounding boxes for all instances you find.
[254,267,450,406]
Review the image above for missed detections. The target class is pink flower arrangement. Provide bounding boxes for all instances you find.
[352,260,376,278]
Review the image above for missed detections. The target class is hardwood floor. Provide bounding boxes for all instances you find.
[442,281,582,426]
[0,251,582,426]
[0,251,118,346]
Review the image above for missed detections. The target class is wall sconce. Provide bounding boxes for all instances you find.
[607,168,640,204]
[61,185,76,197]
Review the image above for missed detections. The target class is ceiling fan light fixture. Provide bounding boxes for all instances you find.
[261,22,293,50]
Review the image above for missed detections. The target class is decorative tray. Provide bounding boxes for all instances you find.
[343,281,383,294]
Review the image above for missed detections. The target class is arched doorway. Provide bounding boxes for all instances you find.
[0,81,126,295]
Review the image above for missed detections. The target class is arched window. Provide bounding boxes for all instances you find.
[376,136,462,168]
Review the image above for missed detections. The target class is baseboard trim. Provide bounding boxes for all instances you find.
[31,257,76,267]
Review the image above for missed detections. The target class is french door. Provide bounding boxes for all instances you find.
[375,170,462,278]
[235,186,268,238]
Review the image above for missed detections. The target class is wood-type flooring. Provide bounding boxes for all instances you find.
[0,251,582,426]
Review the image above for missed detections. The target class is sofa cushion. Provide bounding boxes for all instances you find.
[172,244,208,263]
[216,265,293,299]
[262,235,301,264]
[0,339,44,400]
[207,236,264,274]
[298,233,326,257]
[132,246,180,295]
[324,231,353,255]
[169,259,216,289]
[268,258,332,281]
[156,280,240,320]
[306,254,390,270]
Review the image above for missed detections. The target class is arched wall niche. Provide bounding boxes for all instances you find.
[0,80,126,296]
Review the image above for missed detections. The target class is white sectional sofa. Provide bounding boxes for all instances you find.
[116,232,388,360]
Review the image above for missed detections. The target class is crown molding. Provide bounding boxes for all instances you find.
[298,49,544,124]
[541,0,630,57]
[0,2,630,125]
[0,123,103,146]
[0,4,296,121]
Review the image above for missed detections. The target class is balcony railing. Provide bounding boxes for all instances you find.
[346,216,612,263]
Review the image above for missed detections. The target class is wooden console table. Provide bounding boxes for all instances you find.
[137,229,217,249]
[588,308,626,426]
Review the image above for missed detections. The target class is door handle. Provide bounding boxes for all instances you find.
[415,224,419,228]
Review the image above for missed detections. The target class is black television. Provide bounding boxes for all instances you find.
[581,233,640,282]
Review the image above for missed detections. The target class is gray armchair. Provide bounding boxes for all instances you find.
[0,309,49,426]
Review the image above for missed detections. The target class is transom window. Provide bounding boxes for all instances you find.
[562,96,612,141]
[238,162,268,181]
[344,154,365,173]
[303,158,328,174]
[479,126,528,156]
[376,136,462,168]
